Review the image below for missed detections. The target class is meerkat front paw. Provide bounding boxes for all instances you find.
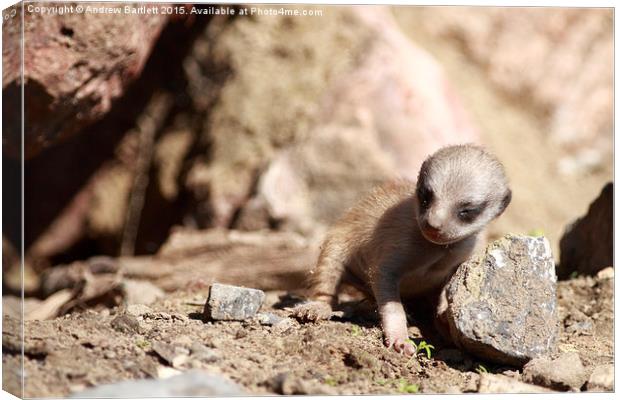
[291,301,333,322]
[385,333,416,356]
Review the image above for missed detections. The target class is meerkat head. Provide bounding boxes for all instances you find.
[415,144,511,245]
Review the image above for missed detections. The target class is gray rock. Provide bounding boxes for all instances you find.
[586,364,614,392]
[255,312,286,326]
[272,318,296,335]
[558,182,613,279]
[151,342,189,367]
[110,314,142,334]
[189,342,219,363]
[462,372,480,392]
[204,283,265,321]
[70,370,246,397]
[446,234,558,367]
[522,352,588,391]
[478,374,553,393]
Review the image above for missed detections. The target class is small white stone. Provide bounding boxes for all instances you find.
[596,267,614,280]
[156,366,182,379]
[587,364,614,392]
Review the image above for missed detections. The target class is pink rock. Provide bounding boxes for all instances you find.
[2,4,169,159]
[242,7,480,233]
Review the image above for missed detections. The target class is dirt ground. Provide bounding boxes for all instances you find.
[2,270,613,397]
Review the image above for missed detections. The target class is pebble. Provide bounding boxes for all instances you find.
[126,304,153,318]
[110,314,142,334]
[234,329,248,339]
[586,364,614,392]
[103,350,116,359]
[152,342,189,368]
[272,318,295,334]
[522,352,588,391]
[596,267,614,280]
[204,283,265,321]
[501,369,520,379]
[478,373,552,393]
[189,343,219,363]
[255,312,285,326]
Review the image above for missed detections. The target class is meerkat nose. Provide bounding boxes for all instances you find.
[426,213,443,231]
[425,222,441,234]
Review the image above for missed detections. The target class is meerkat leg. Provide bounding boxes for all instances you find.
[292,238,347,322]
[372,271,416,355]
[432,284,452,342]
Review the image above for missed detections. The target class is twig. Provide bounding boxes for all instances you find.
[120,92,174,256]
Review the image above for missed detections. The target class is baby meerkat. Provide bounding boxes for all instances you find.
[293,144,512,355]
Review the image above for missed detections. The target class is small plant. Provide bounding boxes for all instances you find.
[397,378,419,394]
[569,271,579,279]
[475,364,488,374]
[416,340,435,359]
[135,339,150,349]
[528,228,545,237]
[403,339,434,364]
[324,376,337,387]
[351,325,362,337]
[375,378,387,386]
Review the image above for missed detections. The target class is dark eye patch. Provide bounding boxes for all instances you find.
[416,184,434,210]
[456,201,487,223]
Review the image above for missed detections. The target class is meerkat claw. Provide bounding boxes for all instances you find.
[291,301,333,322]
[385,336,416,356]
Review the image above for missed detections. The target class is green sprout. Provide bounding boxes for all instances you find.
[135,339,150,349]
[528,229,545,237]
[397,379,419,394]
[324,376,337,387]
[375,378,387,386]
[416,340,435,359]
[475,364,488,374]
[403,339,434,364]
[569,271,579,279]
[351,325,362,337]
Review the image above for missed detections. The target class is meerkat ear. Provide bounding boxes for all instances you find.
[498,189,512,215]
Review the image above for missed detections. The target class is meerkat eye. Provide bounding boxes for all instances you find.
[456,202,486,223]
[417,185,434,209]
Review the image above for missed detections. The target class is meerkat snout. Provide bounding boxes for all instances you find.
[415,144,511,245]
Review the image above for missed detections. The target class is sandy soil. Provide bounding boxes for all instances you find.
[2,271,613,397]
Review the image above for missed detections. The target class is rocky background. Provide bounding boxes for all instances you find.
[2,3,613,397]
